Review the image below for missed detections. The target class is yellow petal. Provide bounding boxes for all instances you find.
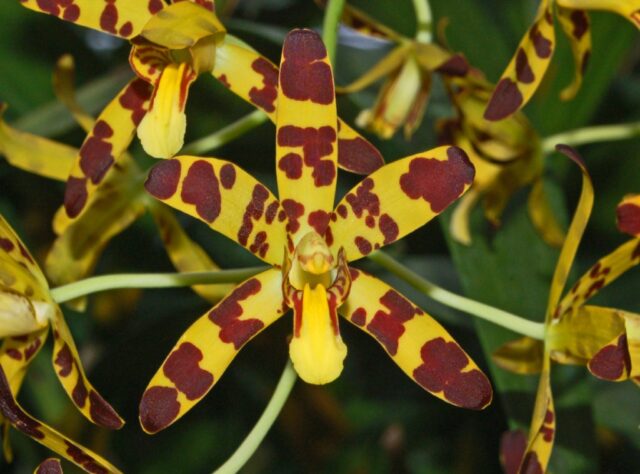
[341,268,492,409]
[0,104,75,182]
[556,238,640,317]
[493,337,544,374]
[149,203,232,303]
[0,290,45,338]
[546,145,593,322]
[212,39,384,174]
[288,283,347,384]
[64,78,152,220]
[449,188,481,246]
[20,0,153,38]
[139,1,225,50]
[50,310,124,430]
[0,366,122,473]
[275,29,338,244]
[137,62,196,159]
[139,269,285,433]
[0,329,48,394]
[336,44,411,94]
[145,155,287,265]
[485,0,555,120]
[557,0,640,28]
[329,146,474,261]
[557,7,592,101]
[519,358,555,473]
[527,178,566,247]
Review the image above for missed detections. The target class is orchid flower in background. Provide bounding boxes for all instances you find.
[139,29,492,434]
[493,146,639,473]
[0,57,231,307]
[322,1,470,139]
[438,66,565,247]
[0,215,122,473]
[485,0,640,121]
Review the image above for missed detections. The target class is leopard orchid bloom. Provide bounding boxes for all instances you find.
[20,0,383,174]
[328,2,470,139]
[0,59,230,307]
[485,0,640,121]
[438,68,564,247]
[138,29,492,434]
[0,216,122,473]
[493,147,640,473]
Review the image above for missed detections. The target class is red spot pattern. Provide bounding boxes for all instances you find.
[529,23,553,58]
[139,386,181,434]
[36,0,79,22]
[145,159,181,199]
[217,74,230,88]
[350,307,367,327]
[278,153,303,179]
[277,126,336,187]
[181,160,222,223]
[220,163,236,189]
[485,78,524,121]
[413,338,492,409]
[0,366,45,439]
[346,178,379,218]
[24,338,42,361]
[237,184,270,247]
[617,203,640,236]
[100,0,118,34]
[249,231,269,258]
[18,242,35,264]
[249,58,278,113]
[348,267,360,281]
[164,342,214,400]
[208,279,264,349]
[119,79,152,126]
[89,390,123,429]
[379,213,399,245]
[65,441,108,474]
[589,334,630,380]
[336,204,347,218]
[355,236,372,255]
[500,430,527,474]
[119,21,133,37]
[54,344,73,377]
[0,238,14,252]
[570,10,589,40]
[515,48,535,83]
[307,210,330,236]
[282,199,305,234]
[367,290,422,355]
[435,55,469,77]
[280,29,334,105]
[79,120,114,184]
[399,147,474,213]
[36,459,63,474]
[337,137,384,175]
[265,201,279,224]
[541,408,554,442]
[6,349,22,360]
[148,0,163,14]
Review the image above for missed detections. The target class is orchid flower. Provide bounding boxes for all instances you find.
[485,0,640,121]
[138,29,493,434]
[493,146,639,473]
[326,2,470,139]
[0,57,231,307]
[0,215,122,473]
[439,67,564,247]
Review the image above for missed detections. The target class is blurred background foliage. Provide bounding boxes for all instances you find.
[0,0,639,472]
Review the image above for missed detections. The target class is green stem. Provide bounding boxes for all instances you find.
[412,0,433,43]
[542,121,640,154]
[368,251,545,340]
[213,360,297,474]
[181,109,268,156]
[50,267,266,303]
[322,0,347,64]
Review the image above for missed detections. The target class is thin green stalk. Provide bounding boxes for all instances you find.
[368,251,545,340]
[542,121,640,154]
[322,0,347,64]
[50,267,266,303]
[181,109,268,155]
[412,0,433,43]
[213,360,297,474]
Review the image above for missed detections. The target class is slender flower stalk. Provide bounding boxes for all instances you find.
[322,0,347,63]
[181,110,269,155]
[368,251,546,340]
[50,268,266,304]
[213,361,297,474]
[542,121,640,154]
[412,0,433,43]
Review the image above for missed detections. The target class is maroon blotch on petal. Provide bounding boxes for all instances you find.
[145,159,182,200]
[484,78,524,121]
[163,342,214,400]
[139,386,181,434]
[588,334,631,381]
[337,137,384,175]
[181,160,222,222]
[89,390,124,429]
